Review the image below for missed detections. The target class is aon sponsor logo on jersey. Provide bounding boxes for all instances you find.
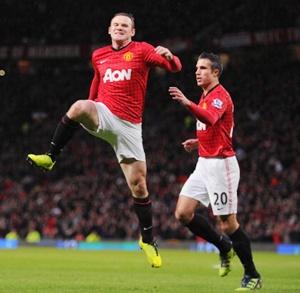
[196,120,206,131]
[103,68,132,83]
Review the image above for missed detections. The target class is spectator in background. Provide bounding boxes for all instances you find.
[26,222,41,243]
[5,229,19,241]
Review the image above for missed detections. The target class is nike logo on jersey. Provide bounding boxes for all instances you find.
[143,226,153,231]
[99,59,107,64]
[103,68,132,83]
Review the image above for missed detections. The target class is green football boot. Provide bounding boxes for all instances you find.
[219,248,235,277]
[27,154,55,171]
[139,238,162,268]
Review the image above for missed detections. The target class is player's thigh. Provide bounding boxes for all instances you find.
[180,159,210,207]
[116,121,145,163]
[82,103,145,163]
[175,195,199,219]
[95,103,145,163]
[205,157,240,215]
[68,100,99,130]
[120,160,147,189]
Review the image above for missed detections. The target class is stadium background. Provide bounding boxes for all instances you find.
[0,0,299,247]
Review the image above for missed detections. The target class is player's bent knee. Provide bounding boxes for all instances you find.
[175,209,193,224]
[130,179,148,197]
[219,216,239,234]
[220,223,230,234]
[68,100,89,119]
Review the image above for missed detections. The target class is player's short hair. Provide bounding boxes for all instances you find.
[198,52,223,77]
[112,12,135,28]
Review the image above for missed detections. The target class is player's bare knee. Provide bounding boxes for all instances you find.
[224,225,238,235]
[175,208,193,224]
[130,178,148,197]
[219,222,229,234]
[133,185,147,197]
[67,100,88,120]
[219,215,239,234]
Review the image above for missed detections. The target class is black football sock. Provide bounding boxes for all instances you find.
[228,227,260,278]
[133,197,153,244]
[186,214,232,254]
[48,115,80,160]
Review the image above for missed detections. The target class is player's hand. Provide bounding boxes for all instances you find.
[168,86,192,107]
[182,139,198,152]
[155,46,173,60]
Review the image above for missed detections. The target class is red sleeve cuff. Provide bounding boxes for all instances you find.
[169,56,182,72]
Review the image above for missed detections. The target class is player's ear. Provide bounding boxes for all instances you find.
[108,26,112,35]
[213,68,220,77]
[131,28,136,37]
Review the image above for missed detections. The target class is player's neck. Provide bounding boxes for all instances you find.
[112,39,132,50]
[202,81,219,96]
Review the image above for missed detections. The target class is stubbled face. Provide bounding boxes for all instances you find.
[109,15,135,44]
[195,58,219,88]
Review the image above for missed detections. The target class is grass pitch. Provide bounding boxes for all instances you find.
[0,247,299,292]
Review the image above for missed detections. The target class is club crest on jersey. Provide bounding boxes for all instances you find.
[103,68,132,83]
[123,51,134,61]
[201,102,207,109]
[212,98,223,109]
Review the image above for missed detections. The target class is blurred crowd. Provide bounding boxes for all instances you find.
[0,0,299,243]
[0,46,299,244]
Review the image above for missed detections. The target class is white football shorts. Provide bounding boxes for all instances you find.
[82,102,145,163]
[180,156,240,215]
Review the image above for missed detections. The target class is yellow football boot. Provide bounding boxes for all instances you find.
[139,238,162,268]
[27,154,55,171]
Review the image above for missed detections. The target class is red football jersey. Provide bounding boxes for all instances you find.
[195,84,235,158]
[89,41,181,123]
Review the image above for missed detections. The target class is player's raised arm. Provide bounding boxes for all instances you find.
[154,46,174,61]
[144,42,182,72]
[155,45,182,72]
[169,86,219,126]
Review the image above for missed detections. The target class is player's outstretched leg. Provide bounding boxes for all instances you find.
[235,275,262,291]
[27,115,80,171]
[139,238,162,268]
[219,248,235,277]
[27,154,55,171]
